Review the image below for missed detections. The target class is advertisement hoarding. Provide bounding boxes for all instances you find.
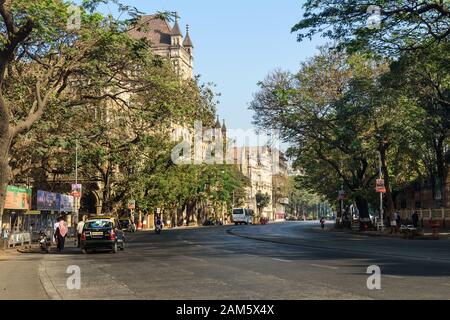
[4,186,32,210]
[37,190,61,211]
[60,194,74,212]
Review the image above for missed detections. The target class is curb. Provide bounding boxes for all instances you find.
[313,228,447,240]
[38,261,62,300]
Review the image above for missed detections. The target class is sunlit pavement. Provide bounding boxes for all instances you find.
[2,221,450,300]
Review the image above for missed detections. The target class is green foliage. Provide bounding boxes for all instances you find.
[3,0,246,220]
[251,43,449,213]
[255,191,271,215]
[292,0,450,55]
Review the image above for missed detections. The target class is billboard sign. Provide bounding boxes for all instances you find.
[4,186,32,210]
[37,190,61,211]
[376,179,386,193]
[60,194,74,212]
[71,184,82,198]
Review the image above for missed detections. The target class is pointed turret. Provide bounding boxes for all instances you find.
[183,24,194,48]
[215,116,221,129]
[221,119,227,133]
[171,15,183,46]
[171,19,182,36]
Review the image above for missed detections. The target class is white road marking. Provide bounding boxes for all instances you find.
[272,258,292,263]
[310,264,339,270]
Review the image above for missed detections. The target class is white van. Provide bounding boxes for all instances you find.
[232,208,254,225]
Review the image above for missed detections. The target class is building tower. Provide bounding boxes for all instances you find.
[183,24,194,71]
[128,14,194,79]
[170,16,183,47]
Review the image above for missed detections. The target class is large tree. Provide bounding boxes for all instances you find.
[293,0,450,54]
[0,0,157,220]
[250,50,381,218]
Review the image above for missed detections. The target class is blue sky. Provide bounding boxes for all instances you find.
[100,0,325,131]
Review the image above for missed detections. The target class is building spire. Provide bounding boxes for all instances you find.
[171,14,182,36]
[215,116,221,129]
[183,24,193,48]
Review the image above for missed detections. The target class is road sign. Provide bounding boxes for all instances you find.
[71,184,82,198]
[128,200,136,210]
[338,190,346,200]
[376,179,386,193]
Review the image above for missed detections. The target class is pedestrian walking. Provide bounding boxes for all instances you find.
[412,211,419,229]
[2,224,9,250]
[390,212,397,234]
[76,216,86,248]
[54,218,68,252]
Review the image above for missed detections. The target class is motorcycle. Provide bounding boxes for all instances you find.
[39,231,51,253]
[320,218,325,230]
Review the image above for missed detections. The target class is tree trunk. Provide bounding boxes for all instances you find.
[0,134,12,220]
[186,200,196,226]
[355,196,369,219]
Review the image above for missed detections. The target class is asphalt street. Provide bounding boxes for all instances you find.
[1,221,450,300]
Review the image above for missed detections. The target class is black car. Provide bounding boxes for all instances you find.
[80,217,125,253]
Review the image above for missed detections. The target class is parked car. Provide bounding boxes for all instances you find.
[80,217,125,253]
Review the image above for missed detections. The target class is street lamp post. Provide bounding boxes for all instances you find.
[74,139,80,225]
[339,184,344,226]
[378,152,384,231]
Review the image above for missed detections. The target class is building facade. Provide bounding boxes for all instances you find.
[129,15,194,79]
[233,146,289,220]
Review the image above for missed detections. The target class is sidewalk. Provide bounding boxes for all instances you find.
[314,225,450,240]
[0,247,48,299]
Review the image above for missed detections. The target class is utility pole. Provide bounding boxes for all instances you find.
[74,139,79,225]
[340,184,344,226]
[379,152,384,231]
[232,190,235,208]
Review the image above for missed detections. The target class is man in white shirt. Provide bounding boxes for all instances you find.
[76,217,86,248]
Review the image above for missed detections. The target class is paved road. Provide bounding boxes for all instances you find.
[2,221,450,300]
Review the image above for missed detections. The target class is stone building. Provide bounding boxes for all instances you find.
[395,168,450,210]
[232,146,289,220]
[129,15,194,79]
